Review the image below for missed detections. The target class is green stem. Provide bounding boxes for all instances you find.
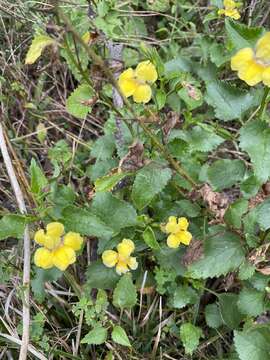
[64,271,82,298]
[52,1,197,189]
[258,87,270,119]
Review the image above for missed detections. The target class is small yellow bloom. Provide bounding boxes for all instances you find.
[218,0,241,20]
[33,222,83,271]
[118,60,158,104]
[231,32,270,87]
[163,216,192,249]
[102,239,138,275]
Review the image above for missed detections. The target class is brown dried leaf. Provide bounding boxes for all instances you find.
[257,267,270,275]
[162,111,179,139]
[199,184,230,221]
[182,239,203,267]
[118,141,146,171]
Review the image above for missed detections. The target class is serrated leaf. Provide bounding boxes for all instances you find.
[225,19,264,50]
[113,274,137,309]
[237,288,265,317]
[142,226,160,250]
[255,198,270,230]
[234,326,270,360]
[32,267,62,302]
[225,199,249,229]
[180,323,203,355]
[172,285,197,309]
[94,172,129,192]
[81,326,108,345]
[219,294,244,329]
[188,229,245,279]
[240,120,270,183]
[25,34,56,64]
[30,158,48,195]
[90,134,116,161]
[0,214,28,240]
[61,205,113,238]
[206,81,260,121]
[132,164,172,210]
[66,84,94,119]
[91,192,137,233]
[238,261,255,280]
[111,325,131,347]
[205,303,223,329]
[177,199,201,218]
[207,159,246,191]
[86,261,120,289]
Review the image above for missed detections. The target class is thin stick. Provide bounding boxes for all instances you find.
[0,122,30,360]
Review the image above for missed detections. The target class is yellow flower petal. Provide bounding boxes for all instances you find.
[167,234,181,248]
[224,0,236,7]
[102,250,118,268]
[118,68,137,97]
[135,61,158,83]
[46,222,64,239]
[225,8,240,19]
[116,260,129,275]
[133,84,152,103]
[262,67,270,86]
[34,229,46,245]
[218,9,226,15]
[178,217,189,231]
[165,216,181,234]
[52,245,76,271]
[117,239,135,259]
[34,247,54,269]
[64,232,83,251]
[176,230,192,245]
[231,48,254,71]
[127,256,138,270]
[256,32,270,62]
[43,235,61,250]
[238,61,264,86]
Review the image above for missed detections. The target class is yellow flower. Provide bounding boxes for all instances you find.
[231,32,270,86]
[118,60,157,104]
[102,239,138,275]
[163,216,192,249]
[33,222,83,271]
[218,0,241,20]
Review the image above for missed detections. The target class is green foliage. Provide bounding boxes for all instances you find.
[32,267,62,302]
[81,326,108,345]
[0,214,28,240]
[113,274,137,309]
[94,172,129,192]
[219,294,244,329]
[30,158,48,195]
[142,226,160,250]
[111,325,131,347]
[86,261,120,289]
[172,285,198,309]
[180,323,203,355]
[66,84,94,119]
[205,303,223,329]
[237,288,266,317]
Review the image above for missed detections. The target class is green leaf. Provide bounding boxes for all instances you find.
[90,134,116,161]
[142,226,160,250]
[240,119,270,183]
[170,125,224,153]
[155,89,166,110]
[66,84,94,119]
[86,261,120,289]
[62,206,113,238]
[219,294,244,329]
[237,288,265,317]
[225,19,264,50]
[94,172,129,192]
[178,87,203,110]
[205,81,260,121]
[111,325,131,347]
[224,199,249,229]
[238,261,256,280]
[30,158,48,195]
[132,164,172,210]
[205,303,223,329]
[176,199,201,218]
[255,198,270,230]
[32,267,62,302]
[81,326,108,345]
[25,34,56,64]
[48,140,72,165]
[240,175,261,199]
[189,229,245,279]
[155,247,186,276]
[0,214,27,240]
[113,274,137,309]
[172,285,197,309]
[207,159,246,191]
[180,323,203,355]
[86,159,118,182]
[91,193,137,233]
[234,325,270,360]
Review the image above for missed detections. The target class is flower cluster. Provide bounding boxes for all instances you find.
[218,0,241,20]
[231,32,270,86]
[164,216,192,249]
[34,222,83,271]
[102,239,138,275]
[118,60,158,104]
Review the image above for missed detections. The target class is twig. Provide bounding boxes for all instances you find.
[0,122,31,360]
